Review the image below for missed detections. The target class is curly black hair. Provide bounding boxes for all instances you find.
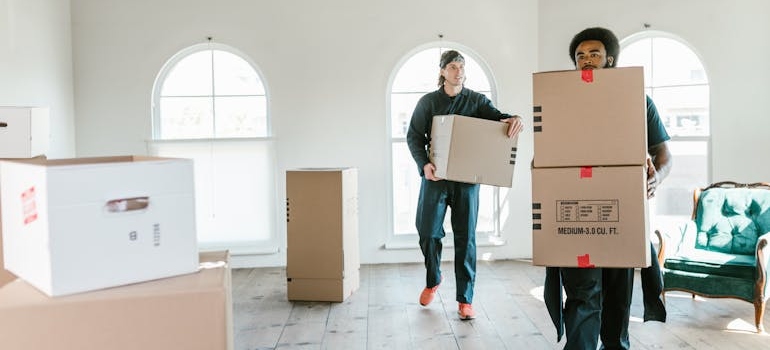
[568,27,620,68]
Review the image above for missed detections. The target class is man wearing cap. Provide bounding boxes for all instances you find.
[406,49,524,320]
[543,27,673,350]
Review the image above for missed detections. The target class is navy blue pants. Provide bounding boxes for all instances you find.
[561,267,634,350]
[416,178,479,304]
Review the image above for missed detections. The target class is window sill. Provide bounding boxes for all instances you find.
[384,233,507,250]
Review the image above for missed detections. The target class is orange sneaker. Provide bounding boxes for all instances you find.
[419,278,441,306]
[458,303,475,320]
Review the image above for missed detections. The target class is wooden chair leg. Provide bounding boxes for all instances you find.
[755,300,766,333]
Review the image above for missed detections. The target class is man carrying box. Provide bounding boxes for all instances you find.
[406,49,524,320]
[544,27,673,350]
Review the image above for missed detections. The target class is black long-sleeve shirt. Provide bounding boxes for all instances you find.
[406,87,512,176]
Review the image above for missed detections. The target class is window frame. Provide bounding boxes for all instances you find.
[619,30,712,224]
[384,41,508,249]
[149,42,279,255]
[151,42,272,141]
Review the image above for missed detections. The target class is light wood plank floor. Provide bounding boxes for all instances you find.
[232,260,770,349]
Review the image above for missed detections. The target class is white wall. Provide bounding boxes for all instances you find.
[68,0,770,267]
[538,0,770,183]
[0,0,75,158]
[71,0,538,266]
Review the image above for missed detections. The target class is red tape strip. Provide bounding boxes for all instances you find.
[577,254,595,268]
[580,166,593,178]
[581,69,594,83]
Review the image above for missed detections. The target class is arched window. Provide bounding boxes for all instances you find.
[387,43,503,246]
[150,43,277,252]
[619,32,710,225]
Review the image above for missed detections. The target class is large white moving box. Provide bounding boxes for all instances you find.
[0,156,199,296]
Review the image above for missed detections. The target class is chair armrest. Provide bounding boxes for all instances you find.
[756,232,770,283]
[654,230,665,267]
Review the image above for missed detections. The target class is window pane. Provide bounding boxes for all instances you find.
[390,46,496,236]
[654,140,708,217]
[618,39,653,83]
[159,96,213,139]
[392,142,421,234]
[390,92,423,138]
[161,51,212,96]
[148,140,275,245]
[392,49,443,93]
[213,50,265,96]
[214,96,268,138]
[392,48,491,93]
[477,185,494,233]
[651,85,710,137]
[651,38,707,87]
[391,142,495,235]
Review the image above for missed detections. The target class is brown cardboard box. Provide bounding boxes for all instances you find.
[532,166,650,268]
[286,168,360,302]
[0,251,232,350]
[430,114,519,187]
[532,67,647,168]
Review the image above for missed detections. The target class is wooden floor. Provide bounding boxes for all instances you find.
[232,260,770,349]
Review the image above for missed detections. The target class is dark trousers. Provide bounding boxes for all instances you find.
[641,242,666,322]
[416,178,479,304]
[561,267,634,350]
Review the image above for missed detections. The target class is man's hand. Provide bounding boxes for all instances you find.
[646,157,659,199]
[424,163,442,181]
[501,115,524,138]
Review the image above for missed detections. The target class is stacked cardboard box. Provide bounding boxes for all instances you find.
[0,106,50,287]
[429,114,520,187]
[0,155,199,296]
[0,108,232,347]
[286,168,360,302]
[0,251,232,350]
[531,67,651,268]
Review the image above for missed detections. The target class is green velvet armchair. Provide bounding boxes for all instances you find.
[657,181,770,332]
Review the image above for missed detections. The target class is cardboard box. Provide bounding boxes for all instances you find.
[286,168,359,302]
[287,270,360,302]
[0,156,199,296]
[429,114,519,187]
[0,199,14,288]
[0,107,50,158]
[531,165,650,268]
[0,156,45,287]
[532,67,647,168]
[0,251,232,350]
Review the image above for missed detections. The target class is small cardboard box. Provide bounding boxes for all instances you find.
[0,251,232,350]
[532,67,647,168]
[0,199,14,288]
[430,114,519,187]
[0,156,199,296]
[286,168,360,302]
[0,156,45,287]
[0,107,50,158]
[531,165,650,268]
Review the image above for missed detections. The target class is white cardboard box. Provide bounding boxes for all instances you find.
[0,107,50,158]
[430,114,519,187]
[0,156,199,296]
